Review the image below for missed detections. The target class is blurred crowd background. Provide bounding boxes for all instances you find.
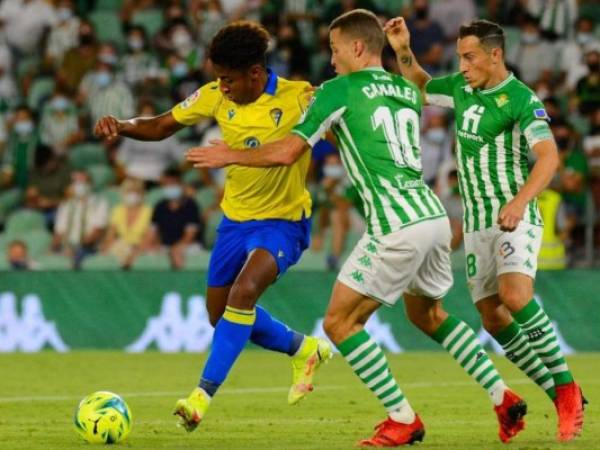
[0,0,598,272]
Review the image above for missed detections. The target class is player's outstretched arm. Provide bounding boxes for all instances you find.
[497,139,559,231]
[186,134,309,169]
[94,111,184,142]
[384,17,431,92]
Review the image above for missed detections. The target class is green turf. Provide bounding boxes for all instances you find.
[0,352,596,449]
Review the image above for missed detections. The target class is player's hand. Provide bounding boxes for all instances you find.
[384,17,410,52]
[497,198,526,232]
[186,140,236,169]
[94,115,123,141]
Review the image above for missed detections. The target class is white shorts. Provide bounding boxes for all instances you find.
[463,222,542,302]
[337,217,453,306]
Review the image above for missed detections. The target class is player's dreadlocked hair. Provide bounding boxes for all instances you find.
[459,19,505,54]
[208,21,270,70]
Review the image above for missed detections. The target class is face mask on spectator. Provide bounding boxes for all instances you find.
[95,71,112,88]
[57,7,73,22]
[425,127,447,144]
[172,62,189,78]
[521,32,539,45]
[576,33,593,45]
[51,96,70,112]
[163,185,183,200]
[323,163,345,180]
[98,52,118,65]
[73,181,90,198]
[14,120,34,136]
[128,37,144,51]
[124,191,142,206]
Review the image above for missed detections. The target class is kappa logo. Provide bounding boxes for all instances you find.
[270,108,283,127]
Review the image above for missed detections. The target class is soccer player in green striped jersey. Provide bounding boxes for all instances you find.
[386,16,586,442]
[188,9,527,446]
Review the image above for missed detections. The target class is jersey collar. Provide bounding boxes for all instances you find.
[263,68,278,95]
[479,72,515,94]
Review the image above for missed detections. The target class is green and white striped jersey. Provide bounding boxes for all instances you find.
[293,67,446,236]
[426,72,553,233]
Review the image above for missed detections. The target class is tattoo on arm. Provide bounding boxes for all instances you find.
[399,54,412,67]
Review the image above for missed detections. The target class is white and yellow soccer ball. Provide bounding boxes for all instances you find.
[74,391,132,444]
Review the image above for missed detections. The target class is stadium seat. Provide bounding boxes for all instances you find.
[131,9,164,38]
[88,164,116,190]
[27,77,55,110]
[17,55,41,79]
[88,10,126,50]
[290,249,327,271]
[183,250,211,270]
[68,142,107,170]
[503,26,521,53]
[183,169,200,185]
[21,229,52,257]
[195,187,217,211]
[0,188,22,225]
[36,253,72,270]
[5,209,46,234]
[131,253,171,270]
[204,211,223,249]
[96,0,124,10]
[81,253,120,270]
[100,186,122,208]
[145,187,165,207]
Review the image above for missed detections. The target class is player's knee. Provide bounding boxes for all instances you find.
[208,312,221,328]
[480,309,511,335]
[407,306,446,336]
[228,279,260,309]
[497,284,529,310]
[323,313,349,345]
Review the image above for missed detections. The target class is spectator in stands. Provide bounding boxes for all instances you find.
[0,40,16,100]
[560,17,599,90]
[25,144,71,228]
[575,48,600,116]
[440,169,463,250]
[507,15,556,86]
[52,170,109,268]
[121,25,161,90]
[45,0,80,68]
[584,109,600,229]
[420,108,452,187]
[406,0,445,74]
[1,105,39,191]
[39,89,83,155]
[58,19,98,94]
[0,0,57,58]
[79,43,135,134]
[143,168,203,269]
[116,101,184,188]
[526,0,578,40]
[269,22,310,79]
[101,178,151,269]
[193,0,226,50]
[553,120,589,246]
[6,240,35,270]
[165,52,203,103]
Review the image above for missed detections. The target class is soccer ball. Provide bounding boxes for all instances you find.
[74,391,132,444]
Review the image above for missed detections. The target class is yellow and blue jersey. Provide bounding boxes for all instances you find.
[172,70,312,222]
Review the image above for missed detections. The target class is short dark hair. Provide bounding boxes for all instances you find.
[209,21,270,70]
[459,19,505,53]
[329,9,385,54]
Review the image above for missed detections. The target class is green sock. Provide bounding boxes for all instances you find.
[513,299,574,386]
[495,321,556,399]
[338,329,414,423]
[432,315,506,405]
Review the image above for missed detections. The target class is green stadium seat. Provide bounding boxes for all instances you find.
[0,257,8,271]
[27,77,55,110]
[17,55,41,79]
[81,253,120,270]
[131,9,164,38]
[0,189,22,224]
[145,187,165,207]
[100,186,122,208]
[21,229,52,257]
[503,26,520,53]
[291,249,327,271]
[195,187,217,211]
[36,253,72,270]
[5,209,46,234]
[96,0,124,10]
[88,164,116,190]
[204,211,223,249]
[89,10,126,49]
[184,250,211,270]
[183,169,200,185]
[68,142,107,170]
[131,253,171,270]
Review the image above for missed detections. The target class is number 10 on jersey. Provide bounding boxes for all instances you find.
[372,106,422,171]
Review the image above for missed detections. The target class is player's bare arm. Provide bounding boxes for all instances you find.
[497,139,559,232]
[384,17,431,92]
[94,111,184,142]
[186,134,309,169]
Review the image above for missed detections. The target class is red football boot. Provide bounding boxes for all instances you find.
[494,389,527,443]
[359,415,425,447]
[554,382,587,442]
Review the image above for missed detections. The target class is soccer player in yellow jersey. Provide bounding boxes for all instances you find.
[94,21,332,432]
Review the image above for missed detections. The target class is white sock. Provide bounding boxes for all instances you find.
[388,399,416,424]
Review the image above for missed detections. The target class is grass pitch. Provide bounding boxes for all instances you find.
[0,352,597,450]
